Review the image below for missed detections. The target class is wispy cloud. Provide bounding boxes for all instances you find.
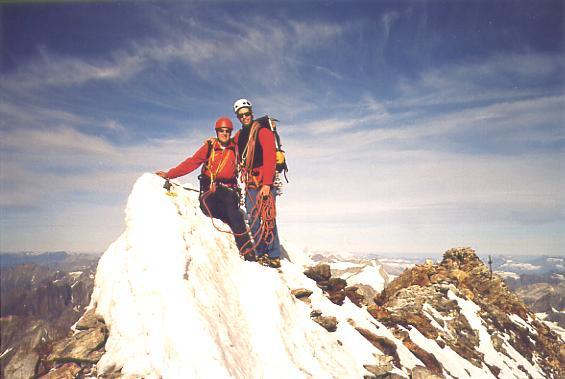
[395,52,565,108]
[0,100,89,127]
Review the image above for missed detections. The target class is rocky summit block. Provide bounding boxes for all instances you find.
[370,247,565,378]
[46,309,108,367]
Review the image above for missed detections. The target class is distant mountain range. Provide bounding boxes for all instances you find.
[0,251,71,267]
[0,252,100,378]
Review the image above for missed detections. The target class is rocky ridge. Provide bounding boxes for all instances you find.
[370,247,564,378]
[310,255,391,306]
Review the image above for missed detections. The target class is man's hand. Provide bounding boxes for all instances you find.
[259,184,271,199]
[155,171,168,179]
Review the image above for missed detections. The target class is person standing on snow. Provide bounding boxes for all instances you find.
[232,98,282,268]
[156,117,256,261]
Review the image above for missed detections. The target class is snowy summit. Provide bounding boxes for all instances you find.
[88,174,408,378]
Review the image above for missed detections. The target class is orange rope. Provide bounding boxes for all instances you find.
[240,121,261,185]
[250,190,277,245]
[239,121,278,253]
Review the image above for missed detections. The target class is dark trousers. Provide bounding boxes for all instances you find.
[199,185,253,255]
[245,187,281,258]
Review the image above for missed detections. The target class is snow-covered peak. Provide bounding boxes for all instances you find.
[89,174,411,378]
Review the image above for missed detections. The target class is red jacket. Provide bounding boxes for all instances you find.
[166,139,237,182]
[233,126,276,186]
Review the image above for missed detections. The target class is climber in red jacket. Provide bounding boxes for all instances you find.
[156,117,256,261]
[232,98,281,268]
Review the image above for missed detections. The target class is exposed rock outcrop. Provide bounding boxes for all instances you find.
[304,263,366,307]
[372,247,564,378]
[37,308,107,377]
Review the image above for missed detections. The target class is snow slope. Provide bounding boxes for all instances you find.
[87,174,554,378]
[339,262,389,293]
[89,174,416,378]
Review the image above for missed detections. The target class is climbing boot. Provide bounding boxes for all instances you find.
[268,257,281,268]
[242,251,256,262]
[256,254,270,267]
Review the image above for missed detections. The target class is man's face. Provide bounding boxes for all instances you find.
[216,128,232,144]
[237,107,253,127]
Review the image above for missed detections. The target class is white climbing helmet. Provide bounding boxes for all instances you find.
[233,98,252,114]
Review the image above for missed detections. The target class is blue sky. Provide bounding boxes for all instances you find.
[1,0,563,255]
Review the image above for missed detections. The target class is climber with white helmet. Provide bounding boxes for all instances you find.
[156,117,256,261]
[232,98,282,268]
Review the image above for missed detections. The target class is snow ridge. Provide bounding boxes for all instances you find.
[89,174,408,378]
[86,174,561,379]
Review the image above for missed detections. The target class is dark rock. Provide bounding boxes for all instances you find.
[355,328,400,368]
[411,365,444,379]
[291,288,313,300]
[364,374,404,379]
[485,363,501,378]
[400,336,443,377]
[310,310,322,317]
[304,264,331,282]
[327,277,347,291]
[327,291,346,305]
[313,316,338,332]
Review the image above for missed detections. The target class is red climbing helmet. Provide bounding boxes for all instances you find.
[214,117,233,131]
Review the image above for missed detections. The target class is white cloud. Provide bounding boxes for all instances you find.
[2,126,116,157]
[0,101,90,127]
[1,48,145,91]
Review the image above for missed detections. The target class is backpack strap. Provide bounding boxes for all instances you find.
[201,138,215,171]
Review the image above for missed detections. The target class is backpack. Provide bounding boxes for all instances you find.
[254,115,289,182]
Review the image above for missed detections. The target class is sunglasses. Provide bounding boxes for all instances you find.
[217,128,231,134]
[237,111,252,119]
